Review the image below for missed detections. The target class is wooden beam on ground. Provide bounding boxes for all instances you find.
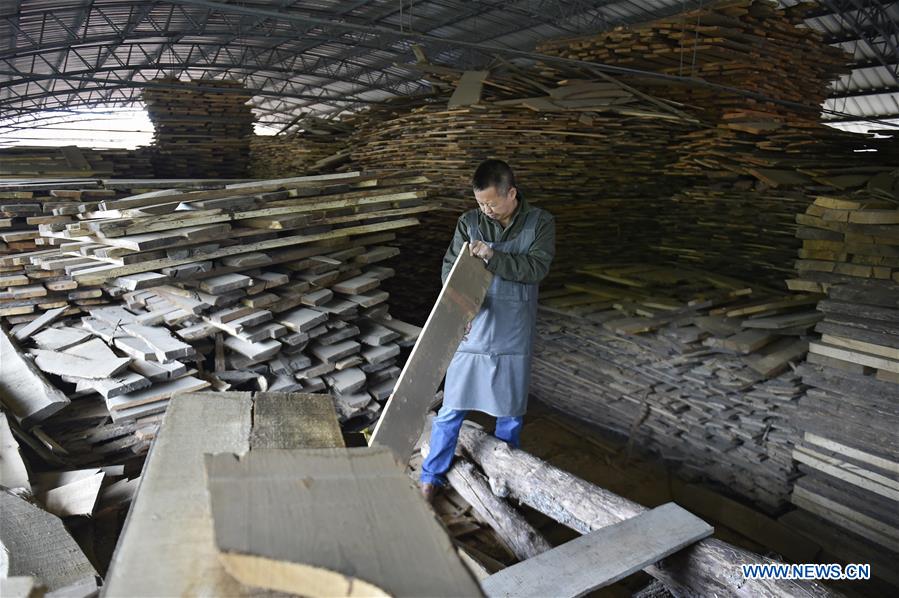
[205,447,483,597]
[481,503,713,598]
[0,327,70,426]
[0,488,97,591]
[457,425,839,598]
[371,244,492,460]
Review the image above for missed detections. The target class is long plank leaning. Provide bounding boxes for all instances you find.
[370,243,492,460]
[481,503,713,598]
[102,391,344,596]
[0,327,70,426]
[204,447,483,597]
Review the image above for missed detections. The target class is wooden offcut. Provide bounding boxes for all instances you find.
[0,328,70,425]
[205,447,482,597]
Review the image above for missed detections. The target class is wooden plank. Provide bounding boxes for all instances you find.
[204,447,482,597]
[103,392,254,596]
[809,341,899,374]
[30,344,130,379]
[448,70,490,107]
[0,412,31,491]
[12,306,67,341]
[250,392,345,450]
[35,470,105,517]
[0,488,97,591]
[0,328,70,426]
[371,244,492,460]
[481,503,712,598]
[71,218,420,285]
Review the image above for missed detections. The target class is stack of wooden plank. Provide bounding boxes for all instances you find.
[530,264,820,511]
[1,186,127,320]
[249,134,351,179]
[0,146,154,179]
[652,184,814,289]
[143,79,254,178]
[667,118,898,185]
[788,194,899,294]
[787,256,898,557]
[2,172,428,466]
[537,0,848,119]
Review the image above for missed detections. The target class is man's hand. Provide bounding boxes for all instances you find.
[469,240,494,261]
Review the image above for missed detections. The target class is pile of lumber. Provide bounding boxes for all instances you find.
[249,134,350,179]
[347,99,697,318]
[652,184,814,288]
[0,146,154,179]
[667,118,899,185]
[143,79,254,178]
[788,193,899,294]
[349,102,694,203]
[1,172,428,467]
[537,0,847,119]
[1,186,129,320]
[531,264,820,511]
[788,276,899,557]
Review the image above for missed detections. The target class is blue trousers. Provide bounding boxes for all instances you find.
[420,405,524,486]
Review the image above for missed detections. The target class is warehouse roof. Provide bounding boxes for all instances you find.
[1,0,897,135]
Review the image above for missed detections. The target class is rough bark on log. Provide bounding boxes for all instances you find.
[422,439,552,561]
[457,424,840,598]
[452,459,553,561]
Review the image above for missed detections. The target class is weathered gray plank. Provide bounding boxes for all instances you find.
[481,503,713,598]
[102,391,254,596]
[0,488,97,591]
[0,328,70,426]
[371,243,492,460]
[250,392,345,449]
[0,412,31,490]
[205,447,482,597]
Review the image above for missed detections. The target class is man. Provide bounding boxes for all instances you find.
[420,159,555,501]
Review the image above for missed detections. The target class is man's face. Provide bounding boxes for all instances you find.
[474,186,517,222]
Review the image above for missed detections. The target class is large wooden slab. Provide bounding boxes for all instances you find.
[205,447,482,597]
[480,503,713,598]
[371,243,492,460]
[0,327,70,426]
[102,391,254,596]
[103,391,344,596]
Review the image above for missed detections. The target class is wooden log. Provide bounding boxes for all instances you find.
[448,458,553,561]
[371,244,492,460]
[456,425,838,598]
[0,328,70,426]
[481,503,713,598]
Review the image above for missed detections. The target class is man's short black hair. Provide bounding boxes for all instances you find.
[472,159,516,195]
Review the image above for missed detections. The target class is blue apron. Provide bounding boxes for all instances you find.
[443,209,540,417]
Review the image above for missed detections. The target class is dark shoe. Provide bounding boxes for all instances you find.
[420,482,440,504]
